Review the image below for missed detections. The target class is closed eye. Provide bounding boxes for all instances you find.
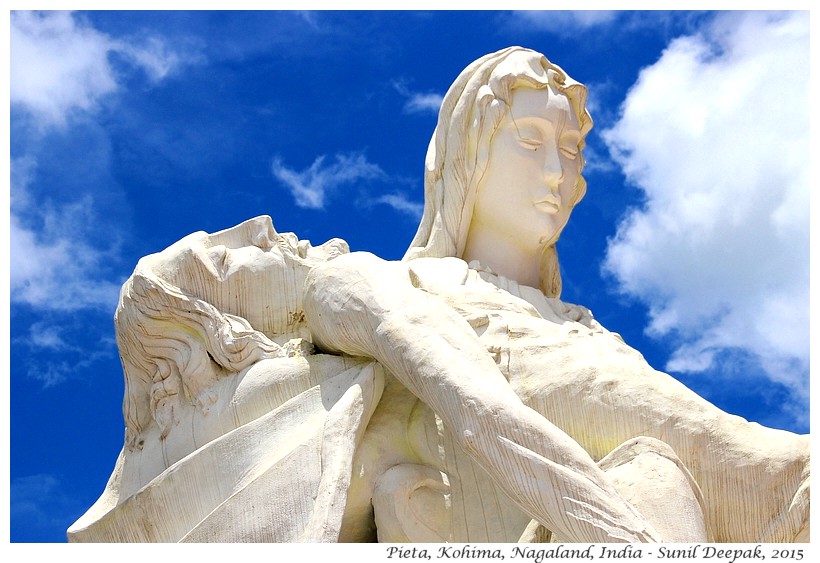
[560,145,579,159]
[560,131,581,160]
[517,137,542,151]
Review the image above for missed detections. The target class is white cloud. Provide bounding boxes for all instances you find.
[10,158,122,313]
[11,11,116,127]
[11,10,183,128]
[405,93,443,114]
[10,154,37,209]
[392,80,443,115]
[28,322,70,350]
[272,153,386,209]
[272,153,422,219]
[11,212,123,313]
[116,35,182,82]
[602,13,809,404]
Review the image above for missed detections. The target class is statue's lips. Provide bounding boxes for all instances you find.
[534,195,560,213]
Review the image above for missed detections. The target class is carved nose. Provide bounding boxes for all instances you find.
[252,216,277,249]
[543,146,564,192]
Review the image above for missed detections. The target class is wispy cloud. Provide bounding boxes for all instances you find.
[601,13,809,417]
[392,80,443,115]
[404,93,443,114]
[369,193,423,220]
[509,11,704,38]
[577,144,617,175]
[10,318,117,389]
[13,315,118,387]
[11,474,83,541]
[24,348,117,388]
[510,10,619,34]
[296,10,322,29]
[27,322,70,351]
[272,152,387,209]
[116,35,184,82]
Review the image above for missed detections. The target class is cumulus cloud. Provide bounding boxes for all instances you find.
[602,13,809,404]
[11,10,183,128]
[272,153,386,209]
[11,11,116,127]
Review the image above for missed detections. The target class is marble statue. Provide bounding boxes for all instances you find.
[68,47,809,544]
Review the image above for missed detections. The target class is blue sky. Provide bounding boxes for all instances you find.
[7,10,811,543]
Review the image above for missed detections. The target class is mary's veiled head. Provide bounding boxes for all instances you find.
[404,47,592,297]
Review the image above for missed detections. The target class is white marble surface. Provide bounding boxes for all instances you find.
[68,47,809,544]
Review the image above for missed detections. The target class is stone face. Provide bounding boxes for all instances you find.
[68,47,809,543]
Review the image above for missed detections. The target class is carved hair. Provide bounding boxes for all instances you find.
[116,217,346,445]
[403,47,593,298]
[116,267,282,446]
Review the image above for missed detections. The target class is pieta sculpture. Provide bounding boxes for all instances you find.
[68,47,809,544]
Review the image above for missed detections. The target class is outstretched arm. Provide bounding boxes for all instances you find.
[303,252,659,543]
